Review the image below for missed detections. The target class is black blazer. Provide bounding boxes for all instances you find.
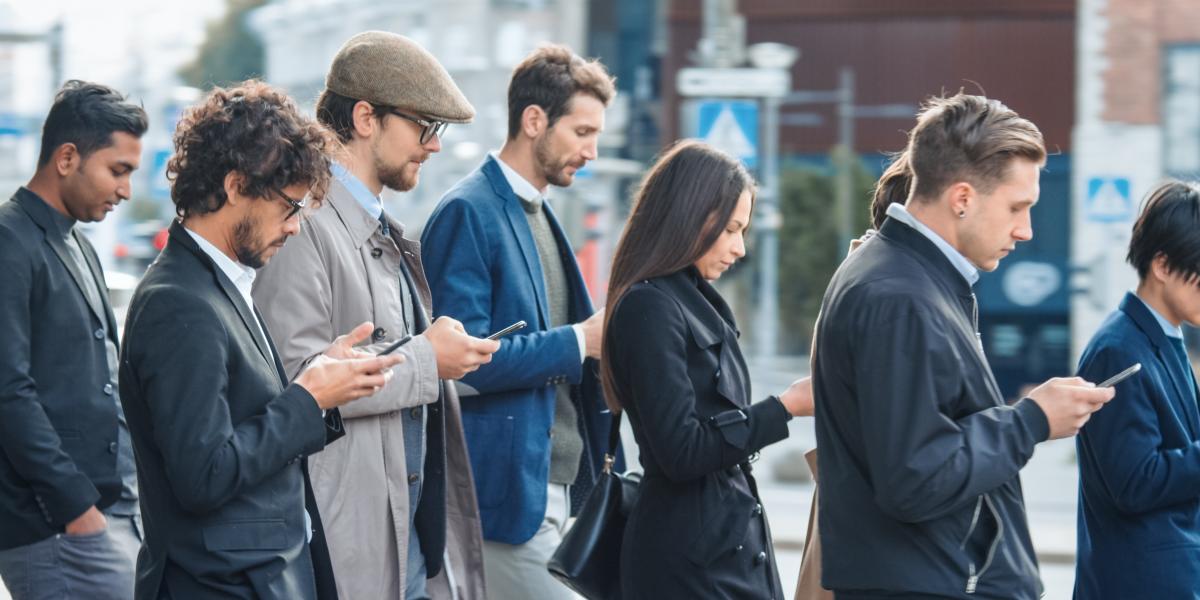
[0,188,124,550]
[119,222,344,600]
[606,268,791,600]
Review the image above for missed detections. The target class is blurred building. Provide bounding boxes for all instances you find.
[1072,0,1200,358]
[664,0,1077,397]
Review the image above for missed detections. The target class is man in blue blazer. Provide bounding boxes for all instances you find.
[1075,180,1200,599]
[421,45,620,598]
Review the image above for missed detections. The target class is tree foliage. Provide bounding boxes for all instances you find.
[178,0,269,89]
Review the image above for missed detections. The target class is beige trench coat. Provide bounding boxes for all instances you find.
[253,178,486,600]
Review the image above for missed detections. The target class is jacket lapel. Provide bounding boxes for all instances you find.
[1120,293,1200,437]
[167,222,276,371]
[654,270,750,409]
[483,157,551,330]
[75,231,120,339]
[15,191,107,326]
[542,199,595,318]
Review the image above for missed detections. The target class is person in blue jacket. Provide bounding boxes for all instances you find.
[420,44,620,599]
[1075,180,1200,599]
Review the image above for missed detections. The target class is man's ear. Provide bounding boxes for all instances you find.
[351,100,380,140]
[520,104,547,139]
[947,181,977,218]
[223,171,245,207]
[53,143,81,177]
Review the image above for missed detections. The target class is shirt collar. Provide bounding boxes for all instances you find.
[492,151,545,212]
[887,203,980,286]
[1132,292,1185,339]
[331,161,384,221]
[182,226,257,298]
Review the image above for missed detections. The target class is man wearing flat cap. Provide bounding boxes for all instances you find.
[255,31,497,600]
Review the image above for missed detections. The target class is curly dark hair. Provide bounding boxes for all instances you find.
[167,80,334,219]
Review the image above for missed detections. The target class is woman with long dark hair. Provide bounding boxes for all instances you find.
[601,140,811,598]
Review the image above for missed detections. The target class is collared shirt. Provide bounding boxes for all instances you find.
[492,152,587,363]
[182,228,274,366]
[1133,292,1185,339]
[887,203,981,286]
[332,162,384,220]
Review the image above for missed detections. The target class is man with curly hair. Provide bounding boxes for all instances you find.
[118,80,404,600]
[0,80,146,600]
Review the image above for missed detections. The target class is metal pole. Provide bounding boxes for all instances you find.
[835,67,856,251]
[755,95,781,357]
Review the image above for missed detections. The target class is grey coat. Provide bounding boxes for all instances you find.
[254,178,486,600]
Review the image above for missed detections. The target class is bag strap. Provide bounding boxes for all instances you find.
[603,412,622,474]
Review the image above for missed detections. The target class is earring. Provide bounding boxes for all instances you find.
[958,211,966,219]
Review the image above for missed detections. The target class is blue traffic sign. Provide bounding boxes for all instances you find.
[697,101,758,169]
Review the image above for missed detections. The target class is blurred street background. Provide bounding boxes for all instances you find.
[3,0,1198,597]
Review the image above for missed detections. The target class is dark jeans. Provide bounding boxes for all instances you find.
[0,512,140,600]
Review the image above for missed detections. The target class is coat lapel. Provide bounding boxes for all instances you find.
[483,157,551,330]
[542,199,595,319]
[167,222,276,371]
[1120,293,1200,437]
[14,190,108,326]
[75,230,120,339]
[654,269,751,409]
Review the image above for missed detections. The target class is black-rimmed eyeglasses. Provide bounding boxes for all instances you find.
[386,108,449,145]
[272,189,306,221]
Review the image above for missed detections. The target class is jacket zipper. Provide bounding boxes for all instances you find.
[971,292,983,353]
[965,494,1005,594]
[959,495,984,593]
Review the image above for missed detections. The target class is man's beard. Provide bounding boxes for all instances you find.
[232,215,278,269]
[376,154,419,192]
[534,135,578,188]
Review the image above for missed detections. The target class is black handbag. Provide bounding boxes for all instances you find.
[547,412,640,600]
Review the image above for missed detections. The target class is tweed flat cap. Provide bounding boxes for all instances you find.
[326,31,475,124]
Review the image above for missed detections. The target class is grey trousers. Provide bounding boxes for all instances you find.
[481,484,582,600]
[0,512,140,600]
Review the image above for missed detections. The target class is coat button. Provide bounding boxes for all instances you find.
[753,503,763,517]
[754,551,766,566]
[372,327,387,342]
[94,328,104,340]
[103,383,113,396]
[734,544,744,553]
[408,473,419,484]
[108,442,118,454]
[371,248,383,258]
[410,408,421,420]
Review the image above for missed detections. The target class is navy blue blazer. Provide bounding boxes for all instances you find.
[420,155,618,544]
[1075,292,1200,599]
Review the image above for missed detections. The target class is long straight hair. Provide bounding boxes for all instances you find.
[600,140,755,412]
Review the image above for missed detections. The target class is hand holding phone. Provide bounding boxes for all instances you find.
[487,320,527,340]
[1098,363,1142,388]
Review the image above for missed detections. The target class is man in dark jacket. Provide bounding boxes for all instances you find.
[118,81,402,600]
[0,81,146,600]
[812,93,1114,599]
[1074,181,1200,599]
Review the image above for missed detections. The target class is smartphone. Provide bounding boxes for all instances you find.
[1098,363,1142,388]
[376,334,413,356]
[486,320,527,340]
